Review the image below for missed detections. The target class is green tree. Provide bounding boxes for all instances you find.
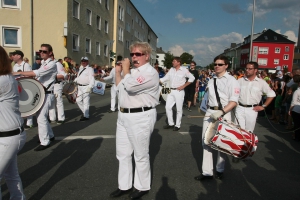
[163,52,174,69]
[206,62,214,70]
[180,52,193,65]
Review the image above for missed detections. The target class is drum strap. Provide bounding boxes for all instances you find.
[213,78,223,110]
[78,68,86,77]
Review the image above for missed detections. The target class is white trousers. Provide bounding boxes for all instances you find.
[76,85,90,118]
[235,105,258,132]
[116,108,156,191]
[110,84,118,111]
[0,131,26,200]
[165,90,185,128]
[201,109,232,176]
[26,116,33,126]
[36,94,55,146]
[49,83,65,121]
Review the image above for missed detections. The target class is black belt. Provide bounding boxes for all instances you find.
[45,91,53,94]
[0,126,24,137]
[78,84,88,86]
[239,103,258,107]
[209,106,222,110]
[171,88,177,90]
[120,107,153,113]
[55,81,62,84]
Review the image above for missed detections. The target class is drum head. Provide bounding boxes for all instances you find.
[17,77,45,117]
[63,83,76,94]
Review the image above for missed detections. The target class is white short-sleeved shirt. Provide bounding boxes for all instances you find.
[76,65,95,88]
[103,67,115,84]
[55,61,67,81]
[0,75,23,131]
[160,67,195,88]
[238,76,276,105]
[291,87,300,113]
[33,58,57,91]
[117,63,160,108]
[13,61,32,72]
[207,72,240,107]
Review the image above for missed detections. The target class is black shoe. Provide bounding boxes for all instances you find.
[163,124,174,129]
[232,157,240,163]
[194,174,213,181]
[173,126,180,131]
[187,107,192,112]
[34,144,50,151]
[215,171,223,180]
[80,117,89,121]
[24,125,33,130]
[110,188,131,198]
[37,136,55,144]
[108,110,116,113]
[57,120,64,125]
[129,189,149,199]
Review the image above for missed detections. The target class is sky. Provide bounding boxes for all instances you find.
[131,0,300,67]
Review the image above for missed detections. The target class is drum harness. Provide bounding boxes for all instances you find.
[64,68,90,99]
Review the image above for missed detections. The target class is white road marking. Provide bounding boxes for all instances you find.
[179,132,199,135]
[55,135,116,140]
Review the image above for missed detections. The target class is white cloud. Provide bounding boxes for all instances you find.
[168,45,184,56]
[175,14,194,24]
[275,29,298,44]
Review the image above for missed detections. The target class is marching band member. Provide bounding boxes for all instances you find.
[13,44,57,151]
[101,66,118,113]
[160,57,195,131]
[194,55,240,180]
[0,45,26,199]
[110,42,159,199]
[49,54,67,124]
[11,50,34,130]
[74,57,95,121]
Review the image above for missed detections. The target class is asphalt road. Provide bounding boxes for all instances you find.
[1,90,300,200]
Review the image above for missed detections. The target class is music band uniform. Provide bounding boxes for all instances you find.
[103,67,118,112]
[160,67,195,129]
[115,63,160,192]
[236,76,275,132]
[75,61,95,119]
[202,72,240,177]
[49,60,67,123]
[0,74,26,199]
[13,61,33,128]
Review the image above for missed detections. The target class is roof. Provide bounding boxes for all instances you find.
[253,29,295,44]
[156,47,166,54]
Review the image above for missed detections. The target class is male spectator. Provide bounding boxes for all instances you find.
[32,57,42,70]
[185,61,199,111]
[286,68,300,88]
[101,66,118,113]
[110,41,159,199]
[74,57,95,121]
[13,44,57,151]
[194,55,240,181]
[235,61,275,132]
[154,62,159,73]
[160,57,195,131]
[11,50,34,130]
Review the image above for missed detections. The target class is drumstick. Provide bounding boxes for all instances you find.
[187,115,205,118]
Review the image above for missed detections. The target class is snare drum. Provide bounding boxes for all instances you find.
[204,118,258,159]
[63,83,78,104]
[160,81,171,101]
[16,77,46,117]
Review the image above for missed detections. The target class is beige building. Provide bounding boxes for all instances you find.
[0,0,157,67]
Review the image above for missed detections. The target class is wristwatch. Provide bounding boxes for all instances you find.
[262,104,267,108]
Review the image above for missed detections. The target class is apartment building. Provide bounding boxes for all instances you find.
[0,0,157,66]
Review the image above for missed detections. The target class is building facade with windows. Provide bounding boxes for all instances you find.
[0,0,157,67]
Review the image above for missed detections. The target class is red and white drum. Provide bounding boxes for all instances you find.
[16,77,46,117]
[63,83,78,104]
[204,118,258,159]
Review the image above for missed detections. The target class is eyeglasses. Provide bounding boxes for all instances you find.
[130,52,145,57]
[214,63,225,66]
[190,65,195,66]
[39,50,48,54]
[81,60,88,62]
[245,68,254,70]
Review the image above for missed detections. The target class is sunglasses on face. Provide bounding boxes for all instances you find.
[81,60,88,62]
[245,68,254,70]
[39,50,48,54]
[214,63,225,66]
[130,52,145,57]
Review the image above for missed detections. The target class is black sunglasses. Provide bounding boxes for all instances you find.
[214,63,225,66]
[39,50,48,54]
[130,52,145,57]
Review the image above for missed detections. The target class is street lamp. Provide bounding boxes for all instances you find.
[249,0,256,61]
[106,40,114,67]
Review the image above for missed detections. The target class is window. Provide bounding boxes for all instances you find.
[258,58,267,66]
[72,34,79,51]
[2,26,21,47]
[274,36,277,40]
[96,42,100,55]
[104,45,108,56]
[283,54,289,60]
[285,46,289,52]
[264,36,268,40]
[104,20,108,33]
[126,22,131,32]
[283,65,288,69]
[258,47,268,54]
[126,40,130,49]
[86,9,92,25]
[132,19,134,29]
[86,38,91,53]
[2,0,19,8]
[275,48,280,53]
[105,0,109,10]
[118,27,123,42]
[274,59,279,65]
[96,16,101,30]
[126,5,131,15]
[118,6,124,21]
[73,1,80,19]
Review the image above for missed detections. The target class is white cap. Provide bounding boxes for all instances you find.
[81,56,89,61]
[276,66,281,70]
